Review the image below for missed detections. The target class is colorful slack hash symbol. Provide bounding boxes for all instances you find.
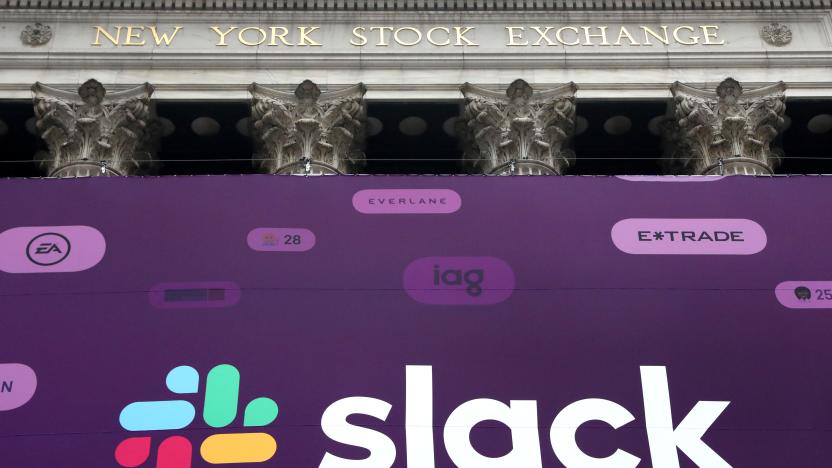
[115,364,278,467]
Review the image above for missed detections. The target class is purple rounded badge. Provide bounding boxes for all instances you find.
[353,189,461,214]
[611,218,766,255]
[403,256,514,305]
[149,282,241,309]
[616,176,725,182]
[775,281,832,309]
[0,363,37,411]
[247,228,316,252]
[0,226,105,273]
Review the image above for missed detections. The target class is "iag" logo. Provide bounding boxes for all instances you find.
[433,265,484,297]
[403,257,514,305]
[115,364,278,467]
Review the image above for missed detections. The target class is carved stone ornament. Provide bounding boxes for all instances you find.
[31,79,156,177]
[669,78,787,175]
[459,79,577,175]
[760,23,792,47]
[249,80,367,175]
[21,23,53,46]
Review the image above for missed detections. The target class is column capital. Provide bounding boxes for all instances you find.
[249,80,367,175]
[459,79,577,175]
[669,78,787,175]
[31,79,155,177]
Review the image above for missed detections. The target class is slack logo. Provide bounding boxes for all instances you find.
[108,363,731,467]
[404,256,514,305]
[322,365,732,468]
[115,364,278,467]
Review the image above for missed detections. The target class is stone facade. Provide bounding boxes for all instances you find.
[0,8,828,102]
[2,2,829,176]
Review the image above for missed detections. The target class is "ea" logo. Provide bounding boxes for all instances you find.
[25,232,71,266]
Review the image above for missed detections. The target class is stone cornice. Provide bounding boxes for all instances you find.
[1,0,831,11]
[0,7,830,100]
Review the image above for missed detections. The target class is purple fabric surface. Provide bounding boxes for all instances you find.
[0,175,830,467]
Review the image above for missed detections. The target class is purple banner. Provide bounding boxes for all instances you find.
[1,175,831,467]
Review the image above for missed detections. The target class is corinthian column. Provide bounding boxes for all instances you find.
[458,79,577,175]
[31,79,155,177]
[249,80,367,175]
[669,78,787,175]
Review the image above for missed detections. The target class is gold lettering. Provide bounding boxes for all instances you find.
[238,26,267,46]
[370,27,394,46]
[581,26,610,46]
[149,26,182,46]
[394,27,422,46]
[90,22,725,51]
[641,26,670,45]
[269,27,293,46]
[506,27,528,46]
[92,26,122,46]
[531,27,557,46]
[123,26,146,46]
[427,27,450,46]
[614,26,640,46]
[297,26,322,46]
[673,26,699,45]
[556,26,580,46]
[701,25,725,45]
[454,27,478,46]
[210,26,238,46]
[351,27,368,46]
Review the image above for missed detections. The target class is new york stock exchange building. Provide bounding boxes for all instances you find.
[4,2,832,468]
[1,0,830,176]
